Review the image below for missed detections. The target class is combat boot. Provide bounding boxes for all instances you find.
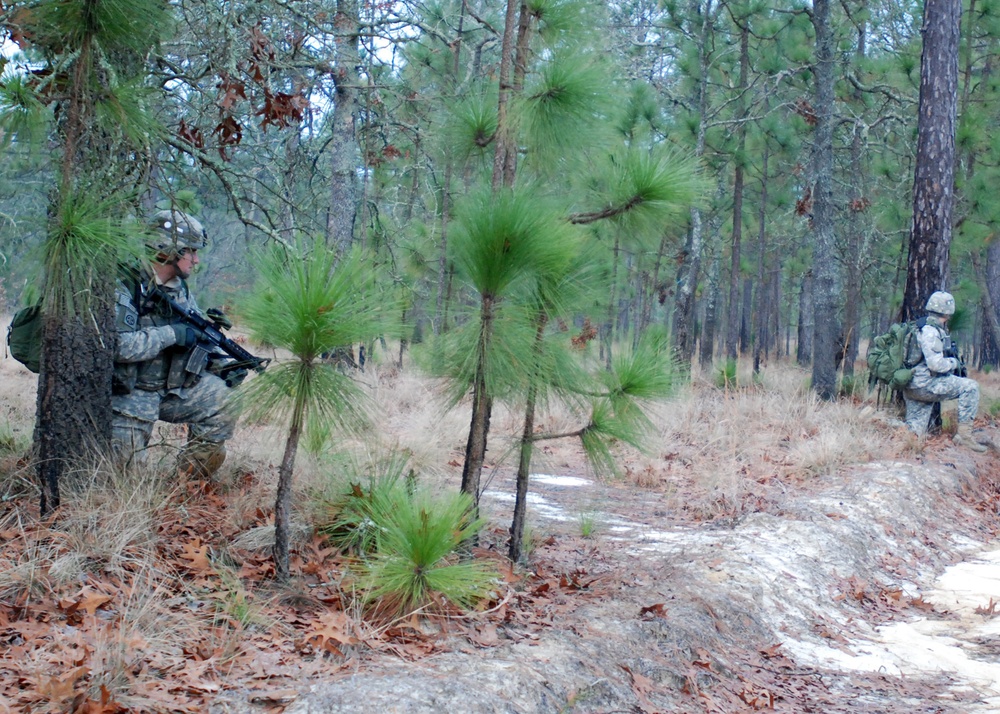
[178,440,228,479]
[954,423,987,453]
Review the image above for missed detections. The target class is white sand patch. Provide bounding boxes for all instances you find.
[531,474,590,487]
[487,490,572,522]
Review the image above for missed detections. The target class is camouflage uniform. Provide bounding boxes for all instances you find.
[112,211,236,476]
[902,315,979,436]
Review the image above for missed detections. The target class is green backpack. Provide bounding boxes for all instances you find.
[867,318,925,391]
[6,304,42,373]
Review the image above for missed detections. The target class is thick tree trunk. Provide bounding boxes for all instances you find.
[971,250,1000,368]
[326,0,362,254]
[35,293,115,514]
[901,0,961,321]
[810,0,839,400]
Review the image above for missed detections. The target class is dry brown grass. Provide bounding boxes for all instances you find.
[616,361,912,520]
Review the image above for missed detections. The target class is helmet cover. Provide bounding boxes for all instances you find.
[146,210,207,257]
[925,291,956,316]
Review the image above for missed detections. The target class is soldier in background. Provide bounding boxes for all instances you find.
[112,210,243,477]
[902,291,986,452]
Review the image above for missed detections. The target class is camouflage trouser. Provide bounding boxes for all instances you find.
[902,374,980,436]
[112,373,235,473]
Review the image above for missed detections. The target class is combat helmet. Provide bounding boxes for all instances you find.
[146,209,207,258]
[925,291,956,316]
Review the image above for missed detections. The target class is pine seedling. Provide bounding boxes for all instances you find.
[358,485,497,614]
[239,241,392,581]
[313,449,416,555]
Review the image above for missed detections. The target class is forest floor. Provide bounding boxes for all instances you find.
[4,337,1000,713]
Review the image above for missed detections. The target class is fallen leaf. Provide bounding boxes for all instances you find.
[639,603,667,618]
[249,689,299,704]
[469,623,499,647]
[79,592,115,616]
[305,611,359,654]
[976,598,999,617]
[178,539,214,574]
[620,664,658,714]
[36,666,89,702]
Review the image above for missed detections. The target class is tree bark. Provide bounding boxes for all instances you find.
[699,251,721,369]
[35,300,115,513]
[901,0,961,321]
[725,22,749,362]
[672,0,715,364]
[273,405,303,582]
[460,296,495,510]
[326,0,362,254]
[753,142,769,375]
[509,318,546,563]
[810,0,840,400]
[797,271,814,366]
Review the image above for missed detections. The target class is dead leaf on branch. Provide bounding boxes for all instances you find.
[216,73,248,112]
[256,89,309,131]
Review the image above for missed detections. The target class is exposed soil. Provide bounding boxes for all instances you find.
[219,436,1000,714]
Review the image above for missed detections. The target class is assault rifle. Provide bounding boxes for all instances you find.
[945,339,968,378]
[145,284,270,383]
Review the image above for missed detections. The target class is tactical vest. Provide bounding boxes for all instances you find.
[113,266,202,394]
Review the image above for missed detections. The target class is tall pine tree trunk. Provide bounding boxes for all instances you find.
[724,22,749,362]
[753,142,769,375]
[797,271,814,366]
[810,0,839,400]
[672,0,715,364]
[461,0,521,509]
[901,0,961,320]
[327,0,361,254]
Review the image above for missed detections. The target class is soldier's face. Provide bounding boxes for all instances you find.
[174,248,200,279]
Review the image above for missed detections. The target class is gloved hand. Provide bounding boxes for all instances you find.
[223,366,249,388]
[206,307,233,330]
[171,324,204,348]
